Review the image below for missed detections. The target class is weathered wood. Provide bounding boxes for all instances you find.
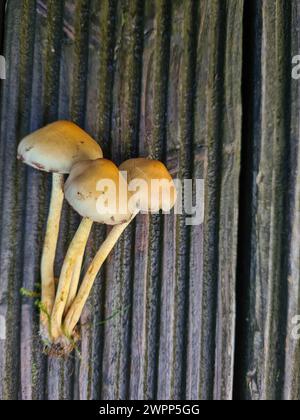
[0,0,243,400]
[284,0,300,401]
[0,1,5,57]
[234,0,300,401]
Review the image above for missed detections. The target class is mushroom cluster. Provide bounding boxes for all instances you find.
[18,121,177,355]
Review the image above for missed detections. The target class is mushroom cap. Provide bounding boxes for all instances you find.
[119,158,177,213]
[17,121,103,174]
[65,158,131,225]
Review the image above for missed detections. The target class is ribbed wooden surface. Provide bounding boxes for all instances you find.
[234,0,300,401]
[4,0,299,401]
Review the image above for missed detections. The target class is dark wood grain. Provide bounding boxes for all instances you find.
[234,0,300,401]
[0,0,243,400]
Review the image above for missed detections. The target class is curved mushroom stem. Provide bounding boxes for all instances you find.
[40,173,64,337]
[63,214,137,337]
[50,217,93,340]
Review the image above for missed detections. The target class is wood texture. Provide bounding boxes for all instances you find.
[234,0,300,401]
[3,0,299,402]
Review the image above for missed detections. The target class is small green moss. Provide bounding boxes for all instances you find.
[20,287,40,299]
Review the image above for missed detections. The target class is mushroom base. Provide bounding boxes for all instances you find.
[43,328,80,358]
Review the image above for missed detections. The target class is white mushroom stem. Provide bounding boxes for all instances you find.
[63,213,137,337]
[51,217,93,340]
[40,173,64,334]
[64,255,84,315]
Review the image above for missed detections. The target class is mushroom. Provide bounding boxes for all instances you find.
[50,158,131,340]
[17,121,103,337]
[63,158,177,339]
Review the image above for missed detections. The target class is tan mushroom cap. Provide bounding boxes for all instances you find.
[64,158,131,225]
[17,121,103,174]
[119,158,177,213]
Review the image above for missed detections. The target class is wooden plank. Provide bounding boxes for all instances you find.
[283,0,300,402]
[0,0,37,400]
[234,0,300,401]
[0,0,243,400]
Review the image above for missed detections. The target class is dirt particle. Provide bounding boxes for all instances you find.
[32,162,45,170]
[17,154,24,162]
